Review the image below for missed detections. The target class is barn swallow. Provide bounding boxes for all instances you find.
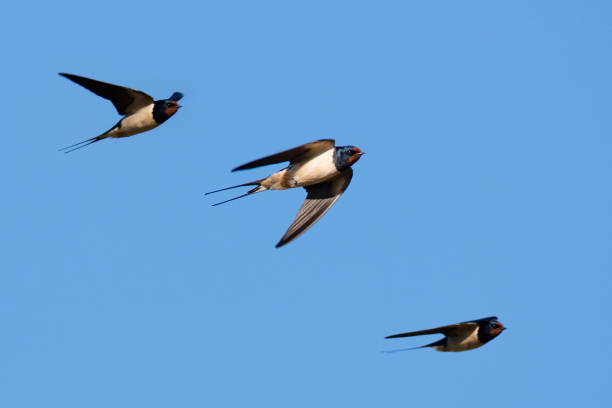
[384,316,506,352]
[206,139,364,247]
[58,73,183,153]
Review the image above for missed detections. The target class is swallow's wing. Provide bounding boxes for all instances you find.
[59,73,154,115]
[275,168,352,248]
[460,316,498,325]
[385,321,479,339]
[232,139,335,171]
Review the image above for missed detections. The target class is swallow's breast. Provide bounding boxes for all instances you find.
[111,104,157,138]
[444,328,482,352]
[287,148,338,187]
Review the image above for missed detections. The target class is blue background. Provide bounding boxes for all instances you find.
[2,1,611,406]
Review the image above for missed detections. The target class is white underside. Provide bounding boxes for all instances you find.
[435,327,482,352]
[107,104,157,138]
[287,148,338,186]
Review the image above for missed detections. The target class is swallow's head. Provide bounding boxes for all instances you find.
[153,93,183,124]
[164,100,181,116]
[334,145,365,170]
[486,318,506,338]
[475,316,506,345]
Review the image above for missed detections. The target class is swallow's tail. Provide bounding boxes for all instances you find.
[382,346,429,354]
[205,179,267,206]
[58,126,117,154]
[58,135,104,153]
[382,337,443,353]
[58,122,119,153]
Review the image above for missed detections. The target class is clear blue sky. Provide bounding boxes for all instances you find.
[2,1,611,406]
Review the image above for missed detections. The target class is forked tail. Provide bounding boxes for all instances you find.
[205,179,266,206]
[59,124,118,153]
[58,135,104,153]
[381,345,428,353]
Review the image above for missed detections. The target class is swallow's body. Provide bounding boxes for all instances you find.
[104,104,157,139]
[385,316,506,353]
[206,139,364,247]
[58,73,183,152]
[260,148,337,190]
[432,326,484,352]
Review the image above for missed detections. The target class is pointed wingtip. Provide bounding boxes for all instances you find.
[275,235,292,248]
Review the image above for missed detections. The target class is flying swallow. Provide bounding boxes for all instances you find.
[206,139,364,247]
[58,73,183,153]
[384,316,506,352]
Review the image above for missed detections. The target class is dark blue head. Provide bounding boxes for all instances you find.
[152,92,183,124]
[333,145,364,171]
[477,317,506,344]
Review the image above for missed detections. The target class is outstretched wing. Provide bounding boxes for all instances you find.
[385,321,479,339]
[232,139,335,171]
[275,168,352,248]
[59,73,154,115]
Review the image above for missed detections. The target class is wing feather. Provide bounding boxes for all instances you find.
[385,322,479,339]
[275,168,352,247]
[232,139,335,171]
[59,73,154,115]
